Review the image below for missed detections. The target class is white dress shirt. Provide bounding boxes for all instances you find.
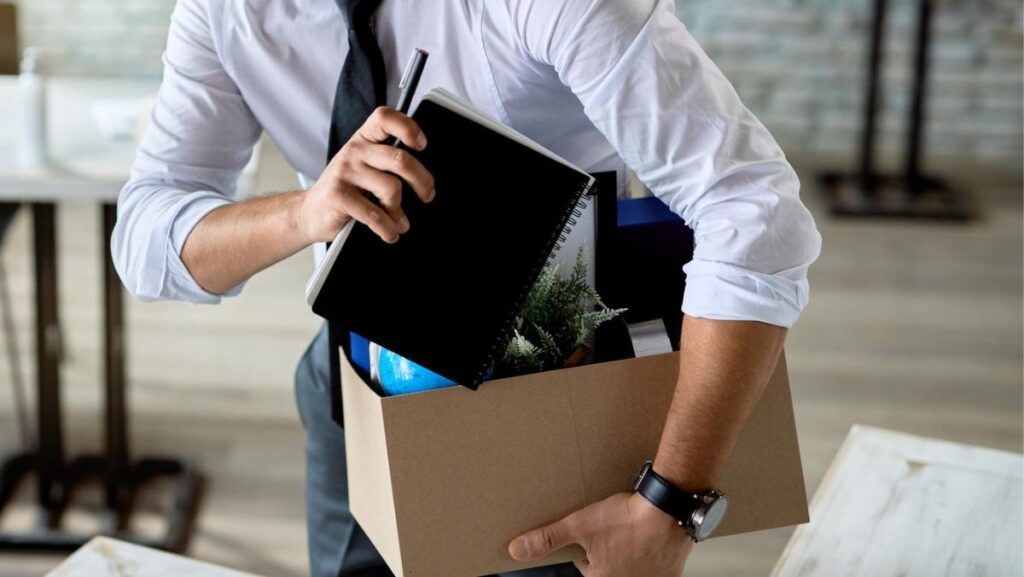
[113,0,821,328]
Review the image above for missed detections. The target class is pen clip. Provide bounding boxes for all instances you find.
[399,48,428,90]
[390,48,429,148]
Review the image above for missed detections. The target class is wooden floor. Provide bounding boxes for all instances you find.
[0,163,1020,577]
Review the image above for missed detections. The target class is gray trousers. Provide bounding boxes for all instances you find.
[295,326,582,577]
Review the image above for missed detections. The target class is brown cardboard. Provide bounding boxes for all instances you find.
[340,350,807,577]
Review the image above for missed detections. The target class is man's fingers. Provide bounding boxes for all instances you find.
[509,515,581,562]
[311,107,430,244]
[339,190,401,244]
[346,168,409,233]
[358,107,428,150]
[361,144,436,203]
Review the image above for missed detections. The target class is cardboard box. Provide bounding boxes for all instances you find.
[340,350,808,577]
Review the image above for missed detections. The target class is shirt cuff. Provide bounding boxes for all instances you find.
[681,260,810,328]
[164,192,243,303]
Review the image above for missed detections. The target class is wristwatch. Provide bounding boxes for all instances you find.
[632,460,729,543]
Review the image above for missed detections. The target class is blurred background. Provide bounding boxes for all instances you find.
[0,0,1021,576]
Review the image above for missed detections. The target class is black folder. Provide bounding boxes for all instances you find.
[307,88,594,389]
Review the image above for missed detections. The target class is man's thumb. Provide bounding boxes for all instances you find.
[509,518,577,561]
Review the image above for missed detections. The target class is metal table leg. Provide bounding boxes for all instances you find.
[0,201,202,553]
[102,203,129,528]
[99,202,203,552]
[0,202,79,550]
[818,0,971,220]
[32,203,65,528]
[857,0,886,196]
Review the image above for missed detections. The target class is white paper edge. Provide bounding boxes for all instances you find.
[305,219,356,306]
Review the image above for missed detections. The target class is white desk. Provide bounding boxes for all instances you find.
[0,76,156,201]
[46,537,261,577]
[0,76,200,553]
[772,426,1024,577]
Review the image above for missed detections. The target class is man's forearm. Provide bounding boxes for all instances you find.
[180,108,435,296]
[182,190,311,295]
[654,317,787,491]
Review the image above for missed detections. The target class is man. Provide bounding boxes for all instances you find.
[113,0,821,575]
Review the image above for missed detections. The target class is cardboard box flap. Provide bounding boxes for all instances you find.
[340,357,404,573]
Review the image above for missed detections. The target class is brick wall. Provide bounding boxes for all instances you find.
[11,0,1023,169]
[678,0,1023,169]
[13,0,174,76]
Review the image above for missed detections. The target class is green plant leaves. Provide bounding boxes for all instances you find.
[495,247,627,378]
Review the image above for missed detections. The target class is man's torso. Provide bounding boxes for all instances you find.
[208,0,626,187]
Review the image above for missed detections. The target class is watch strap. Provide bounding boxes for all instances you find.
[635,462,699,524]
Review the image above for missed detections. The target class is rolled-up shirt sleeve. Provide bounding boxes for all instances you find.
[509,0,822,327]
[112,0,261,304]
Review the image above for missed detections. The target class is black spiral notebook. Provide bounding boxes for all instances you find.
[306,88,594,389]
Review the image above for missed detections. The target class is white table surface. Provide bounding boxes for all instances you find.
[772,425,1024,577]
[45,537,263,577]
[0,76,159,201]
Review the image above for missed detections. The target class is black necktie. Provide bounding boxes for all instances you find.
[327,0,387,160]
[326,0,386,426]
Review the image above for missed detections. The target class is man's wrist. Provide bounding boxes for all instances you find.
[629,492,692,551]
[653,456,716,494]
[634,459,731,543]
[630,492,679,530]
[288,189,314,246]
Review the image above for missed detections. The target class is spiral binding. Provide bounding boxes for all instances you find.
[473,179,596,385]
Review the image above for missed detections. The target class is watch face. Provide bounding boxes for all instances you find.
[694,494,729,541]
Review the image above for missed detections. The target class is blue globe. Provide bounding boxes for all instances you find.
[373,344,457,396]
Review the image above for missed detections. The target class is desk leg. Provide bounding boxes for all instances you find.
[102,203,129,525]
[816,0,969,220]
[905,0,933,193]
[31,202,64,526]
[0,202,199,552]
[857,0,885,196]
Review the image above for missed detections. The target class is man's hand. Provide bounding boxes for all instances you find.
[509,492,693,577]
[299,106,436,245]
[181,106,435,295]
